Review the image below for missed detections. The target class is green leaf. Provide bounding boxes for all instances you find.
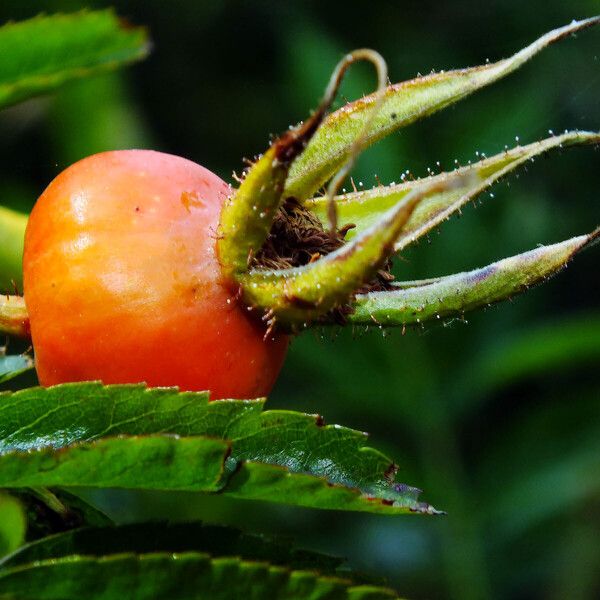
[0,522,343,575]
[0,383,436,514]
[0,354,33,384]
[0,435,230,491]
[0,552,399,599]
[305,131,600,246]
[285,17,600,199]
[0,207,26,292]
[347,231,598,327]
[0,10,150,110]
[224,460,428,514]
[0,493,26,558]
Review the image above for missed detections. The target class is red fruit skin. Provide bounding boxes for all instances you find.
[23,150,289,399]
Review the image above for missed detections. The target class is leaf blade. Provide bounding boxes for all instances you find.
[0,552,399,599]
[0,383,436,514]
[0,10,149,110]
[285,17,600,199]
[0,435,230,491]
[0,522,343,575]
[226,461,434,515]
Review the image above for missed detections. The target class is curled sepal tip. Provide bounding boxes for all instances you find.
[217,48,388,282]
[240,174,476,330]
[346,229,599,328]
[0,295,30,338]
[285,16,600,199]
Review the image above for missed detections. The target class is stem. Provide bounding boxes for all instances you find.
[0,295,30,338]
[0,206,27,291]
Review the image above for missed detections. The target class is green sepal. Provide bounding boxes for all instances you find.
[285,17,600,199]
[305,131,600,247]
[217,146,288,281]
[240,176,472,328]
[217,96,334,282]
[346,230,599,327]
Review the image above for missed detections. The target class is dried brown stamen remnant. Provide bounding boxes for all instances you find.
[251,198,347,270]
[252,198,395,324]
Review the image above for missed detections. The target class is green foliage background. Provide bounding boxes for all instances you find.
[1,1,598,598]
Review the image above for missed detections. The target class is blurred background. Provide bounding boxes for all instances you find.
[1,1,599,598]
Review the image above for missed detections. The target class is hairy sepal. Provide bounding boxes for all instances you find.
[217,147,287,281]
[285,17,600,199]
[306,131,600,247]
[347,230,599,327]
[241,176,474,328]
[218,95,334,282]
